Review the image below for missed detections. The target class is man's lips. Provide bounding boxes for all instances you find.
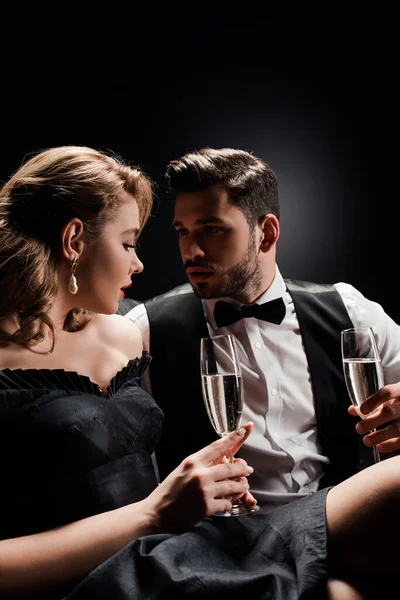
[186,268,214,282]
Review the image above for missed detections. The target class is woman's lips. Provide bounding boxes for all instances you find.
[119,283,132,299]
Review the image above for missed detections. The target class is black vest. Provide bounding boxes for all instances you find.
[144,280,374,487]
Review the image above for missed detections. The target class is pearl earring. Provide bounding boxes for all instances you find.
[68,257,79,294]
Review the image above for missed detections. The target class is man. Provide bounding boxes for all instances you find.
[119,147,400,515]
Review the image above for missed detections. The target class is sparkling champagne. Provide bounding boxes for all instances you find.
[201,373,243,436]
[343,358,384,415]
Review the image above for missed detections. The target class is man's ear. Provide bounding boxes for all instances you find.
[258,214,280,252]
[61,218,85,260]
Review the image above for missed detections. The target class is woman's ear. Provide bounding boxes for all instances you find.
[61,218,85,260]
[258,214,280,253]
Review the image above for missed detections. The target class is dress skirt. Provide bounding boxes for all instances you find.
[66,488,329,600]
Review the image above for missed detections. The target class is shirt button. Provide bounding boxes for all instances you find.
[254,341,261,349]
[271,388,277,396]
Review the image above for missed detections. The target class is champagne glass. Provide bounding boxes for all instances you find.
[200,334,259,516]
[341,326,382,464]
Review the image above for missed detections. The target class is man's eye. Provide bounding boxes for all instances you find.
[205,226,222,234]
[176,229,187,237]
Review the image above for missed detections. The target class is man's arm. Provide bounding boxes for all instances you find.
[117,298,140,316]
[337,282,400,453]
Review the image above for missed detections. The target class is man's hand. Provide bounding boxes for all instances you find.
[348,382,400,452]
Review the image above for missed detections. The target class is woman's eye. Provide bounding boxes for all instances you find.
[123,243,136,251]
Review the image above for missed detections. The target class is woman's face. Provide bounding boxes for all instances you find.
[76,192,144,314]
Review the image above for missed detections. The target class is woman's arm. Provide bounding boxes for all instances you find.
[0,500,153,594]
[0,425,253,594]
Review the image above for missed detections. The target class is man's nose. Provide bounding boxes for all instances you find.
[181,236,205,261]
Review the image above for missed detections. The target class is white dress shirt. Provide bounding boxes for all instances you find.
[127,267,400,513]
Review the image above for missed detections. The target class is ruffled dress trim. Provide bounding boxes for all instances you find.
[0,350,152,397]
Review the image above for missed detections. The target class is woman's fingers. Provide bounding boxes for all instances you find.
[228,423,254,456]
[210,460,253,482]
[228,475,258,505]
[213,478,249,501]
[229,430,253,456]
[195,423,253,465]
[164,423,256,521]
[240,489,258,506]
[211,497,234,514]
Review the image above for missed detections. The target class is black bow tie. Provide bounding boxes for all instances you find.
[213,297,286,328]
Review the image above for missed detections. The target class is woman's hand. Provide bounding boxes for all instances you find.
[209,423,257,508]
[145,423,255,532]
[229,457,258,508]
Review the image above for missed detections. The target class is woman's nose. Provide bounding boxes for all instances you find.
[131,254,144,275]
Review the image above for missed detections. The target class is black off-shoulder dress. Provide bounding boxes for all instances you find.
[0,353,328,599]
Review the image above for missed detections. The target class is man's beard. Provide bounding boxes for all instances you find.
[186,237,262,301]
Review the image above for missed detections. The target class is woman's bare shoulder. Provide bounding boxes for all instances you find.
[94,313,143,361]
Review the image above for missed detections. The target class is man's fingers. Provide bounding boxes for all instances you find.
[348,405,358,417]
[362,421,400,449]
[196,423,253,464]
[356,399,400,434]
[376,437,400,453]
[359,384,400,415]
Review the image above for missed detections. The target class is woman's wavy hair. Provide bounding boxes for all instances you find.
[0,145,153,348]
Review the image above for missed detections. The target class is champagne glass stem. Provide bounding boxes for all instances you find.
[371,430,381,463]
[223,442,246,513]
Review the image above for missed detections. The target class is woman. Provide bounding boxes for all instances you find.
[0,146,397,599]
[0,146,254,594]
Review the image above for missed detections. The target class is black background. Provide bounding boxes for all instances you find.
[1,13,398,321]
